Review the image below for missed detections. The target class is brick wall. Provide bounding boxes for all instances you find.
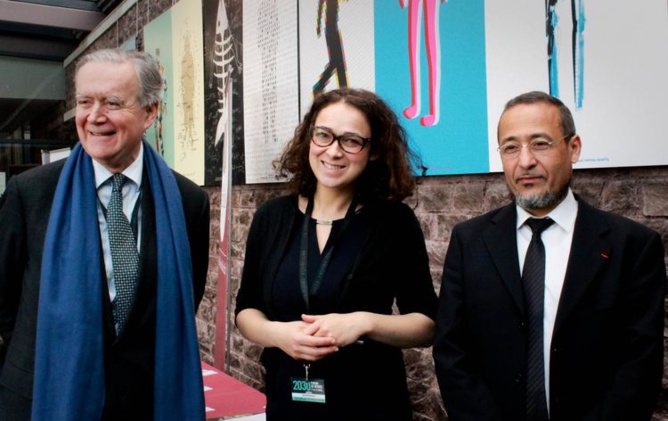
[198,166,668,420]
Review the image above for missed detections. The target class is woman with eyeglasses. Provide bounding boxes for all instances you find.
[235,88,437,420]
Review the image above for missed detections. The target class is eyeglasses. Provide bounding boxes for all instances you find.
[497,133,574,158]
[311,126,371,154]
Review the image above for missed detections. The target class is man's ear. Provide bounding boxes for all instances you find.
[143,102,159,129]
[569,134,582,163]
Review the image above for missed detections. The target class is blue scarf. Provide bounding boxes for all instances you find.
[32,141,205,420]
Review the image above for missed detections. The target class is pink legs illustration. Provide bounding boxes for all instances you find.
[400,0,446,127]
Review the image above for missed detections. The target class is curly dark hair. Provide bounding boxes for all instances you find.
[275,88,425,203]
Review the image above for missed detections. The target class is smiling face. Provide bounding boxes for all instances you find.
[75,60,158,172]
[309,102,374,196]
[498,102,581,216]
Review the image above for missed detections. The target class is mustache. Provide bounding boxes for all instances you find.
[514,172,546,181]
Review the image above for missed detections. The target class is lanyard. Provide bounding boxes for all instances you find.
[299,197,357,314]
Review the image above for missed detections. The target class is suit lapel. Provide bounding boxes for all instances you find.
[483,204,525,314]
[554,199,611,333]
[138,171,156,284]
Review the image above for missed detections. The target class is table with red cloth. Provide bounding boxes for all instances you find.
[202,361,266,420]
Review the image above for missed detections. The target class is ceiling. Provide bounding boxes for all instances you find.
[0,0,121,62]
[0,0,122,138]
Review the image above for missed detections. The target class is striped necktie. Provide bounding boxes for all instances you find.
[523,217,554,421]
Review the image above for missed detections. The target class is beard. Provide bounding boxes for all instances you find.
[514,183,569,213]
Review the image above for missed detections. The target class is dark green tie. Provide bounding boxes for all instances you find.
[107,173,139,334]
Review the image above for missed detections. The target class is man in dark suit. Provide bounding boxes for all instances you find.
[434,91,666,421]
[0,49,210,420]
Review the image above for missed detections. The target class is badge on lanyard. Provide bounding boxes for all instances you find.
[291,364,326,403]
[292,198,356,404]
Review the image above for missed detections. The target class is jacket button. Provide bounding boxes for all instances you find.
[515,373,523,383]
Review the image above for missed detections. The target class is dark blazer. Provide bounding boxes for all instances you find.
[0,157,210,420]
[434,197,666,421]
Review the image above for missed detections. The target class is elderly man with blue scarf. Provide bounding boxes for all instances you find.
[0,49,210,420]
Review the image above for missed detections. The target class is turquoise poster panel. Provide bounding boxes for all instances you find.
[375,0,489,175]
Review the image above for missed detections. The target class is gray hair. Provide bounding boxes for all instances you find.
[501,91,576,138]
[76,49,163,107]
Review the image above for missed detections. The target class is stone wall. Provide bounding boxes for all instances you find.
[197,166,668,420]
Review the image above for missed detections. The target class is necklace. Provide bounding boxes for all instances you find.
[314,218,333,226]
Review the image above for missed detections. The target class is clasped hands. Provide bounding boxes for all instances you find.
[275,312,369,362]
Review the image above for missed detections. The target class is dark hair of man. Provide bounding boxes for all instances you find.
[75,48,163,108]
[502,90,577,138]
[275,87,425,203]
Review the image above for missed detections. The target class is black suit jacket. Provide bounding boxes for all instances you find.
[0,157,210,420]
[434,197,665,421]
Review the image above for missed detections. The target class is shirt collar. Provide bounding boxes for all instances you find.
[516,188,578,232]
[93,143,144,189]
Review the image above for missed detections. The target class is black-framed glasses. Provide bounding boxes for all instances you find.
[497,133,574,158]
[311,126,371,154]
